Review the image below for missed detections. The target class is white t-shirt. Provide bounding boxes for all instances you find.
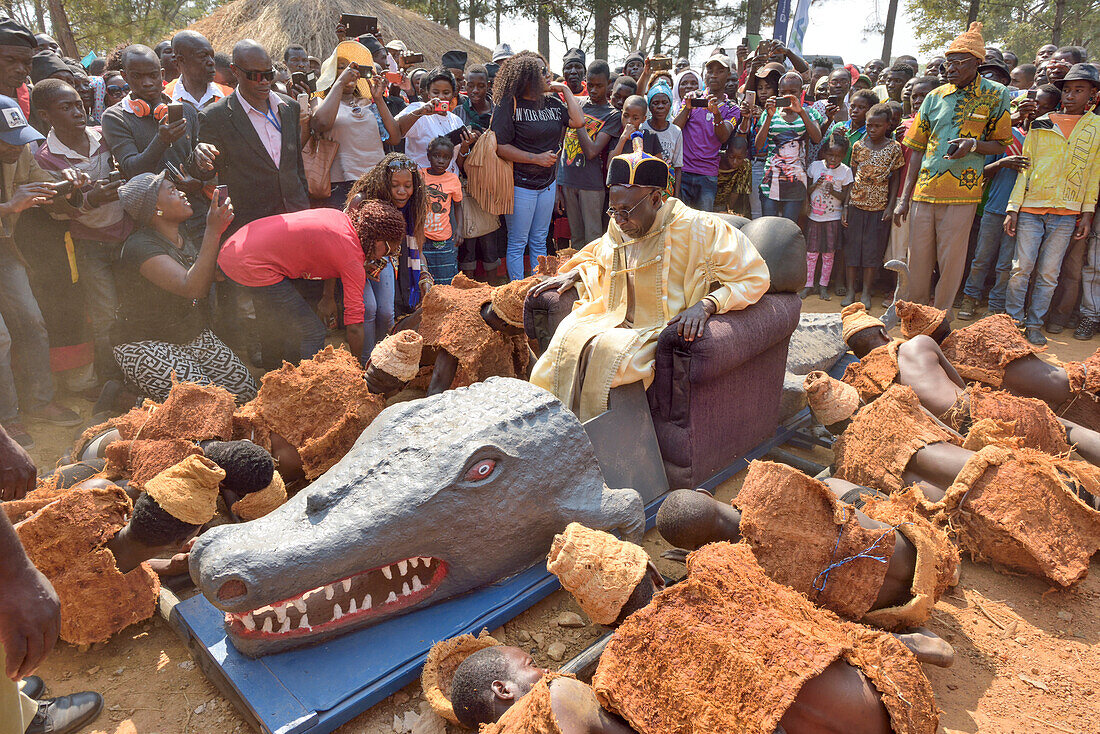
[807,160,853,222]
[640,120,684,169]
[404,102,463,174]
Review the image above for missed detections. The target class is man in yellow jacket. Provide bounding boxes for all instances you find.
[1005,63,1100,346]
[529,134,770,421]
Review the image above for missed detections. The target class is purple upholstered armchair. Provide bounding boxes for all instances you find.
[524,288,801,489]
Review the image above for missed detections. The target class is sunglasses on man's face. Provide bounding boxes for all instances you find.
[237,66,276,82]
[106,84,129,94]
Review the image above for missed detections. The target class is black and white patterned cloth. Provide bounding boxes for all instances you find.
[113,329,258,403]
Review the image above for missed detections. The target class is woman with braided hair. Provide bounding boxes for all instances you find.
[489,51,584,280]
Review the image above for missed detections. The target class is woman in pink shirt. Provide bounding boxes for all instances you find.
[218,203,406,364]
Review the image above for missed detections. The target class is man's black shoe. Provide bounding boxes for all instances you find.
[26,692,103,734]
[19,675,45,699]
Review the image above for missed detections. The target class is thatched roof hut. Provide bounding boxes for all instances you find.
[180,0,490,68]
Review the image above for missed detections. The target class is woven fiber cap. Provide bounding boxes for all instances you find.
[841,302,886,344]
[546,522,649,626]
[490,276,538,328]
[369,330,424,381]
[895,300,946,339]
[947,21,985,60]
[231,470,286,521]
[422,630,502,724]
[143,454,225,525]
[804,370,860,425]
[118,171,166,228]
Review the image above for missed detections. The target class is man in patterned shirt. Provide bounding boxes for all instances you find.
[894,22,1013,314]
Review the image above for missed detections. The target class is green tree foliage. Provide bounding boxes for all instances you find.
[905,0,1099,55]
[1,0,221,53]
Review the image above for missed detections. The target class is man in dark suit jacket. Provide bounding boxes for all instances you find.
[197,39,309,235]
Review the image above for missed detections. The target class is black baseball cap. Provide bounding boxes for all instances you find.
[0,17,35,48]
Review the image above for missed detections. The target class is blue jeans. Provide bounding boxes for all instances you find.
[0,250,53,424]
[1005,212,1077,328]
[749,159,766,218]
[1082,217,1100,320]
[762,198,802,222]
[681,171,718,212]
[361,261,395,362]
[248,278,328,364]
[962,211,1016,312]
[504,182,556,281]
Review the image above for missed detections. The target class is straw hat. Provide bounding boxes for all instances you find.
[947,22,985,60]
[369,331,424,381]
[840,303,886,344]
[316,40,374,99]
[231,471,286,521]
[803,371,860,425]
[143,454,225,525]
[895,301,947,339]
[546,523,649,626]
[489,277,538,328]
[422,630,502,724]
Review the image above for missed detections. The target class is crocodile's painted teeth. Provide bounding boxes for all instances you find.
[362,594,371,610]
[341,578,352,593]
[386,591,398,604]
[397,560,408,576]
[298,615,310,630]
[348,597,357,614]
[262,617,273,633]
[241,614,256,631]
[333,603,343,620]
[381,566,392,580]
[411,575,424,592]
[325,585,334,601]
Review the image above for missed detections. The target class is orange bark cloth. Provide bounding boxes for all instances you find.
[418,273,528,388]
[921,445,1100,587]
[841,340,900,402]
[833,384,960,494]
[11,484,159,645]
[104,439,203,490]
[421,630,502,724]
[943,385,1071,455]
[231,399,271,451]
[536,255,564,276]
[895,301,946,340]
[481,674,569,734]
[592,542,937,734]
[860,489,960,630]
[244,346,386,480]
[939,314,1044,387]
[734,461,893,621]
[1058,347,1100,431]
[3,476,88,523]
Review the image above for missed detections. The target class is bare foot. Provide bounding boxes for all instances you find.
[893,626,954,667]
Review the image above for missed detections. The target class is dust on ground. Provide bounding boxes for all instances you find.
[23,300,1100,734]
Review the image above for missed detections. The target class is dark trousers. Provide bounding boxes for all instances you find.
[248,278,327,365]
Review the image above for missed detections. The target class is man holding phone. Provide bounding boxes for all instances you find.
[673,54,740,212]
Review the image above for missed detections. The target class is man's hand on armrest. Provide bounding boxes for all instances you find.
[530,269,581,296]
[667,298,718,342]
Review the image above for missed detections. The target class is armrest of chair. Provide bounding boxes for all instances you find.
[653,294,802,382]
[524,287,580,352]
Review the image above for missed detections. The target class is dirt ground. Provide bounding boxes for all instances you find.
[21,299,1100,734]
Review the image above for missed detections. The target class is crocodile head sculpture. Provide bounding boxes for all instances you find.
[189,378,646,657]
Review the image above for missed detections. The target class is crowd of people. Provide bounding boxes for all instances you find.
[0,9,1098,731]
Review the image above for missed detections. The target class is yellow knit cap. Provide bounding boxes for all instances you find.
[231,471,287,521]
[947,21,986,60]
[803,371,860,425]
[143,454,225,525]
[422,630,502,724]
[546,523,649,626]
[841,303,886,344]
[895,300,947,340]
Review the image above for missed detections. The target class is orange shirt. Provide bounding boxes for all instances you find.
[422,169,463,241]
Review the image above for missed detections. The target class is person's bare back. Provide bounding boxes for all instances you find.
[895,335,967,417]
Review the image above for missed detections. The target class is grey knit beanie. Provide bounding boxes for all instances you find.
[119,171,166,227]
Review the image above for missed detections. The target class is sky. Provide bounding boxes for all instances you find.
[475,0,926,69]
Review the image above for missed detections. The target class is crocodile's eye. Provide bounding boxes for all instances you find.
[464,459,496,482]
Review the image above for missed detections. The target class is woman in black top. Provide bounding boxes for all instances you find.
[490,51,583,280]
[114,172,257,402]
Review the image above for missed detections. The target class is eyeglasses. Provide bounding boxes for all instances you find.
[237,66,276,82]
[386,158,418,171]
[606,192,653,221]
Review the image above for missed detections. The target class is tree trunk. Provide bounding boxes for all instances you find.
[45,0,78,57]
[495,0,501,45]
[537,2,550,61]
[469,6,476,41]
[33,0,46,34]
[654,4,664,55]
[1052,0,1066,46]
[966,0,980,25]
[880,0,899,63]
[446,0,460,30]
[746,0,763,37]
[678,0,691,59]
[595,0,611,62]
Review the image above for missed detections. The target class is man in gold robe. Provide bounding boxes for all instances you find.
[530,135,771,421]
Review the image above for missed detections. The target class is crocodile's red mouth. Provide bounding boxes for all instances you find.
[224,556,448,639]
